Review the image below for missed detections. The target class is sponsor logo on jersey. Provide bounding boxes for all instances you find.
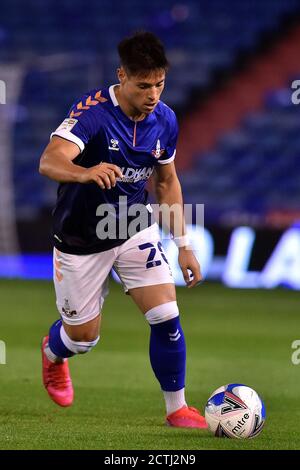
[117,166,154,183]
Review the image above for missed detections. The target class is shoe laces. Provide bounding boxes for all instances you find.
[188,407,201,416]
[49,362,70,389]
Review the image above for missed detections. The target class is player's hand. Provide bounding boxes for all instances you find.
[178,247,203,288]
[78,162,123,189]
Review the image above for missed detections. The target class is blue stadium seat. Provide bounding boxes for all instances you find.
[181,79,300,223]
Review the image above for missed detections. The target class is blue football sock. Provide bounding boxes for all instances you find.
[48,319,75,358]
[149,316,186,392]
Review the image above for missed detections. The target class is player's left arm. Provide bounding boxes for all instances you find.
[152,161,203,288]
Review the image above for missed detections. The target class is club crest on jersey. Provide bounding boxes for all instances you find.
[152,139,165,159]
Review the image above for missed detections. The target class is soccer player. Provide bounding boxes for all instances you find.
[39,31,207,429]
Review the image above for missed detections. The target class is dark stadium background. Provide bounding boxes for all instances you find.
[1,0,300,451]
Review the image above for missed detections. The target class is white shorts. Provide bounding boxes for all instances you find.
[53,223,174,325]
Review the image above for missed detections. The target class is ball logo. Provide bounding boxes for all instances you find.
[221,392,247,414]
[232,413,249,435]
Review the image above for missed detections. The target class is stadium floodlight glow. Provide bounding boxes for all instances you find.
[0,80,6,104]
[260,226,300,289]
[222,227,261,288]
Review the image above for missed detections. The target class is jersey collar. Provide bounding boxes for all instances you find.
[109,84,119,107]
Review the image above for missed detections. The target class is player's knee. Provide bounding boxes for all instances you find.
[62,314,101,343]
[144,301,179,325]
[61,325,100,354]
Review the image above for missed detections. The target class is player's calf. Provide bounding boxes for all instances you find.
[145,301,207,428]
[145,301,185,394]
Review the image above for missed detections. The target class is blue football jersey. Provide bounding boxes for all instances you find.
[50,85,178,254]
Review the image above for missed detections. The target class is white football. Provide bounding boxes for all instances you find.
[205,383,266,439]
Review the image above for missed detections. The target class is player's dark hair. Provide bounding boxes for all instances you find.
[118,31,169,76]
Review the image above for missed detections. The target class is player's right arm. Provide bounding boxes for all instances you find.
[39,136,123,189]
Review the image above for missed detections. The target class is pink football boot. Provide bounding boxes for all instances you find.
[41,336,74,407]
[166,406,208,429]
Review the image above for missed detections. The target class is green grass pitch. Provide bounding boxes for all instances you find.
[0,279,299,450]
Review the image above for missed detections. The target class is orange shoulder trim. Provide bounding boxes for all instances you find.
[69,90,107,118]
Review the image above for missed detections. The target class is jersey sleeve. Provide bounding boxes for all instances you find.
[157,111,179,165]
[50,90,104,152]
